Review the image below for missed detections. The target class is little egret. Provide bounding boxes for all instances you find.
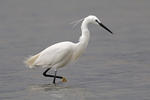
[25,15,113,84]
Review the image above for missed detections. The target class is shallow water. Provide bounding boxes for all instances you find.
[0,0,150,100]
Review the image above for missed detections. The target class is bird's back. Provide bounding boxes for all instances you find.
[25,41,75,69]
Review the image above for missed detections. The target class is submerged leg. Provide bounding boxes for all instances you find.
[53,70,57,84]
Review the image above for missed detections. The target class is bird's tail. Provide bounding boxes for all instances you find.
[24,53,40,68]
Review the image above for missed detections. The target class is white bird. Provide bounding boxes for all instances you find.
[24,15,113,84]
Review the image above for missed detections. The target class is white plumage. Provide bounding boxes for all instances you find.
[24,15,113,83]
[32,42,74,68]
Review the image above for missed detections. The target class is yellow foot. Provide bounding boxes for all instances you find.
[62,77,67,82]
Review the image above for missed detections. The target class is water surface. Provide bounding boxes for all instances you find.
[0,0,150,100]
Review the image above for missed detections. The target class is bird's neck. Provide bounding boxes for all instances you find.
[79,20,90,46]
[77,20,90,51]
[72,19,90,61]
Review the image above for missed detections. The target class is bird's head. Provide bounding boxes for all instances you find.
[85,15,101,24]
[84,15,113,34]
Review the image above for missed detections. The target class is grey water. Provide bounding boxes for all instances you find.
[0,0,150,100]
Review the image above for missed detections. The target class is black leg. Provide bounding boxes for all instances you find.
[43,68,51,77]
[53,70,57,84]
[43,68,66,84]
[43,68,63,79]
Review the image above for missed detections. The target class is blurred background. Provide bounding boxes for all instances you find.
[0,0,150,100]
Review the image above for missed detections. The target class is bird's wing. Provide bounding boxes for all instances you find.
[34,42,73,67]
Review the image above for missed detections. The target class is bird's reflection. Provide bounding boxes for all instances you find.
[29,81,70,91]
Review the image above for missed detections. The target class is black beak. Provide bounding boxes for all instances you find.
[95,20,113,34]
